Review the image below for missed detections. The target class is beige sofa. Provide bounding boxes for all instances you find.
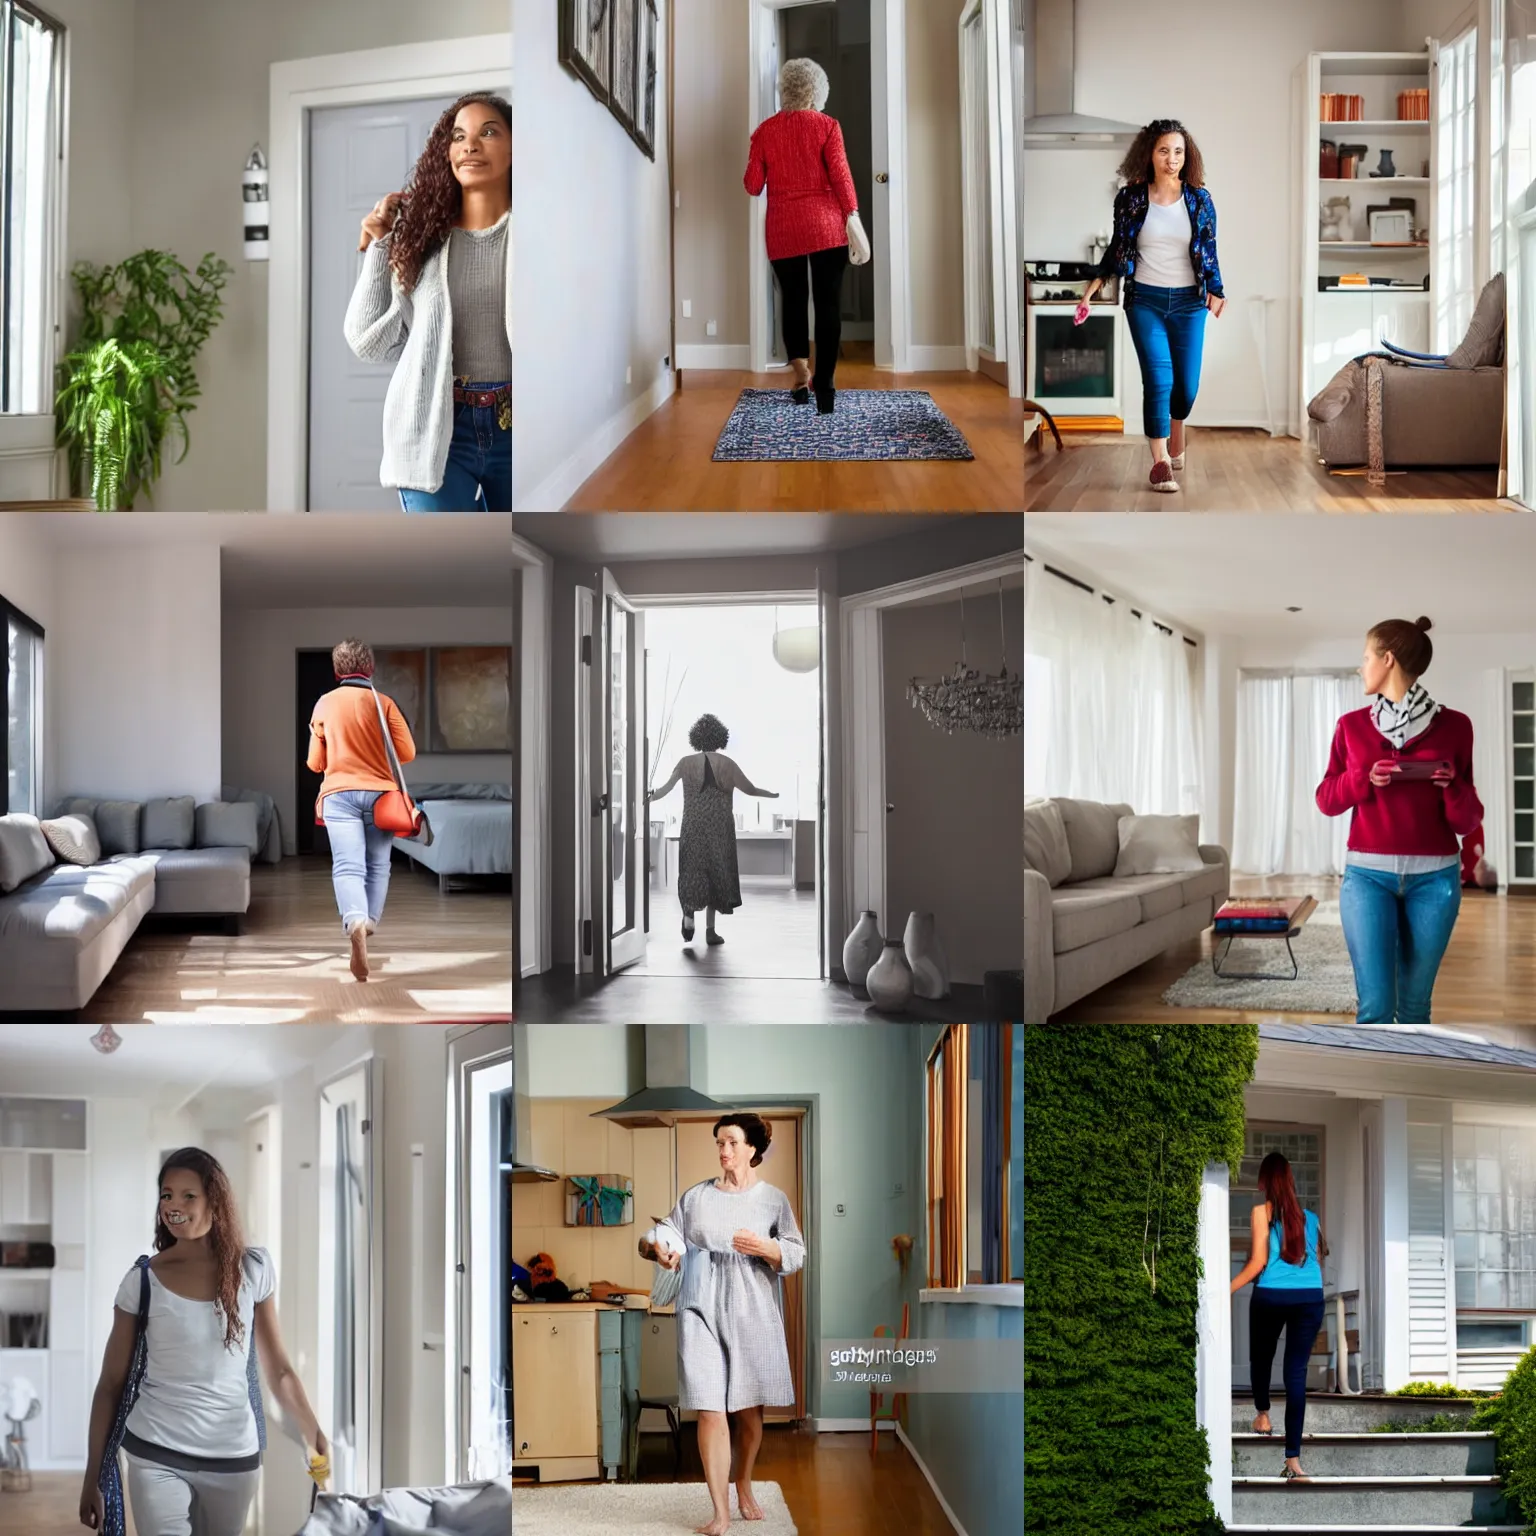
[1024,797,1230,1024]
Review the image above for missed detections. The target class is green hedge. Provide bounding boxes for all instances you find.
[1473,1345,1536,1532]
[1025,1024,1257,1534]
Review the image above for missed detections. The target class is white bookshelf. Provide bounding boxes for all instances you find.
[1298,50,1438,420]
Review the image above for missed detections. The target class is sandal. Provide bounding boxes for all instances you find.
[1149,460,1179,493]
[1252,1415,1274,1436]
[1280,1463,1310,1482]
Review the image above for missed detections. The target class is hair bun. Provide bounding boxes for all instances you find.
[1415,616,1433,632]
[760,1118,773,1145]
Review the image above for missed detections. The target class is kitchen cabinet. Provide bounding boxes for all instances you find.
[0,1151,51,1226]
[1309,291,1431,402]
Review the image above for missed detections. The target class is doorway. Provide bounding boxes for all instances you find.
[295,649,337,856]
[959,0,1013,388]
[307,96,456,511]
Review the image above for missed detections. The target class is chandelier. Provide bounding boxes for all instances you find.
[906,578,1022,739]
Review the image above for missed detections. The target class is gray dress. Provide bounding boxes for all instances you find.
[655,1178,806,1412]
[677,754,742,916]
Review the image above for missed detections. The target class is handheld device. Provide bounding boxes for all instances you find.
[1388,759,1451,782]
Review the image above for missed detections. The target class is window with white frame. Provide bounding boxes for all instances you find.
[1437,27,1478,350]
[1,0,64,415]
[1453,1123,1536,1310]
[3,594,43,815]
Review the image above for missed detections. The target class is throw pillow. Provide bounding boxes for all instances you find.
[1055,798,1134,884]
[1113,814,1205,877]
[38,814,102,867]
[195,800,260,854]
[1446,272,1506,370]
[0,814,56,893]
[1023,798,1072,888]
[94,800,143,856]
[142,795,196,850]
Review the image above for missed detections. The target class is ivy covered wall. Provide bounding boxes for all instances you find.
[1025,1024,1258,1534]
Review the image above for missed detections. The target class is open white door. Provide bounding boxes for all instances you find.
[959,0,1013,381]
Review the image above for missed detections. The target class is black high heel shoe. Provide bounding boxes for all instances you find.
[792,384,811,405]
[815,386,836,415]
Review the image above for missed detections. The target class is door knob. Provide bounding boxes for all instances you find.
[594,792,609,815]
[886,803,895,813]
[876,173,889,184]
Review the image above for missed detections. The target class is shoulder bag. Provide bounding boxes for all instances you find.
[366,685,433,845]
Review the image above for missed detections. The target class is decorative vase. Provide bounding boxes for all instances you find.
[1372,148,1397,178]
[903,912,951,1000]
[842,910,883,988]
[866,940,914,1012]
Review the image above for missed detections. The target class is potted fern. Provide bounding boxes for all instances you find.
[54,250,233,509]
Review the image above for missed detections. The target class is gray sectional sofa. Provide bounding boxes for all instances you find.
[1025,797,1230,1024]
[0,795,261,1016]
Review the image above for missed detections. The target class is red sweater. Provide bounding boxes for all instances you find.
[744,110,859,261]
[1315,707,1483,855]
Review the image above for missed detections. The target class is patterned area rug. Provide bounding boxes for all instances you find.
[512,1481,797,1534]
[1161,900,1358,1014]
[712,389,975,462]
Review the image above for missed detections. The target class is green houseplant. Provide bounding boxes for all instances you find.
[54,250,232,509]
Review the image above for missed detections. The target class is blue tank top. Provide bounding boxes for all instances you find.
[1256,1207,1323,1292]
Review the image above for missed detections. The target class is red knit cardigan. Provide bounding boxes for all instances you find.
[744,110,859,261]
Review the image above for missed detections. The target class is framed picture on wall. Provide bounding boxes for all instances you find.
[372,649,427,736]
[559,0,612,104]
[609,0,638,134]
[430,646,513,753]
[631,0,658,160]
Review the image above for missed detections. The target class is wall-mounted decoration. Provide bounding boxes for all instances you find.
[430,646,512,753]
[633,0,658,159]
[560,0,658,162]
[610,0,638,133]
[565,1174,634,1226]
[374,649,427,736]
[242,146,269,262]
[560,0,613,104]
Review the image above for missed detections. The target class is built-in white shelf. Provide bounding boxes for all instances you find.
[1319,288,1430,297]
[1319,119,1431,131]
[0,1269,54,1279]
[1319,176,1429,185]
[1319,242,1430,252]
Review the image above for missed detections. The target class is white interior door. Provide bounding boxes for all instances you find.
[307,96,455,510]
[600,569,648,974]
[871,0,907,370]
[317,1062,380,1497]
[959,0,1009,375]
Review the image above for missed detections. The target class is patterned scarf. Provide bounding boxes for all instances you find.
[1371,682,1441,749]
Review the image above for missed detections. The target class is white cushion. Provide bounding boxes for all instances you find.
[39,813,102,867]
[1113,814,1204,877]
[0,814,55,893]
[1023,798,1072,888]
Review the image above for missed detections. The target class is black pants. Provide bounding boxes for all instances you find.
[771,244,850,390]
[1249,1289,1326,1458]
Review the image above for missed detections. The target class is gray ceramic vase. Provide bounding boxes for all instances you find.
[903,911,951,999]
[842,910,883,988]
[866,939,914,1012]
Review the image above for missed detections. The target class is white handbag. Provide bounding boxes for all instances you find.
[847,211,871,266]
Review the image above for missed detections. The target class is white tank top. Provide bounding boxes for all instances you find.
[1136,194,1197,288]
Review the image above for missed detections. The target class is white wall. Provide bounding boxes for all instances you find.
[51,542,223,803]
[1023,0,1408,435]
[513,0,675,510]
[222,606,513,855]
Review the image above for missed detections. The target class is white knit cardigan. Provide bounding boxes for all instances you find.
[343,213,513,494]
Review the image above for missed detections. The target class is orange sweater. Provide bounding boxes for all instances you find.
[307,684,417,811]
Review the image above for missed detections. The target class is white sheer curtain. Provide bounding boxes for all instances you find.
[1232,671,1355,876]
[1024,560,1202,813]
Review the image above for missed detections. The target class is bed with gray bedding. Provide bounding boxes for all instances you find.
[393,783,512,889]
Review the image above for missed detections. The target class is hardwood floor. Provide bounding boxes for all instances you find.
[634,885,820,980]
[71,854,511,1024]
[564,346,1024,512]
[518,1421,958,1536]
[1024,426,1514,512]
[0,1474,137,1535]
[1058,875,1536,1024]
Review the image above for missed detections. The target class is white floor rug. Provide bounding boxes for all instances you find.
[512,1482,798,1535]
[1161,900,1359,1014]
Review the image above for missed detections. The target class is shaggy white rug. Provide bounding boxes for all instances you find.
[511,1482,798,1535]
[1162,900,1358,1014]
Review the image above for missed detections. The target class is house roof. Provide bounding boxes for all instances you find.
[1259,1023,1536,1073]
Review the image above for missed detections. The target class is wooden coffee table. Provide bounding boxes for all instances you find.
[1211,896,1318,981]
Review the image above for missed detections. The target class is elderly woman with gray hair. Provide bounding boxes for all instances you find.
[744,57,868,413]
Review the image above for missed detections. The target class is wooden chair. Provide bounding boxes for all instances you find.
[868,1302,910,1454]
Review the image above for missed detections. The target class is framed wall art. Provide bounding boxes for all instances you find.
[559,0,613,104]
[561,0,658,161]
[631,0,658,160]
[430,646,513,753]
[372,649,427,735]
[610,0,637,133]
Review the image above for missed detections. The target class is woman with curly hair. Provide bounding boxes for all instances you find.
[345,91,512,511]
[745,57,868,413]
[648,714,779,946]
[1074,119,1226,493]
[80,1148,329,1536]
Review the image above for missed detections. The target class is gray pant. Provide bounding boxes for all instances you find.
[124,1451,260,1536]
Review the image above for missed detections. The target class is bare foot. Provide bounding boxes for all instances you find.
[735,1483,765,1520]
[694,1516,731,1536]
[348,923,370,981]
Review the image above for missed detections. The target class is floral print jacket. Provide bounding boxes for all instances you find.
[1094,182,1224,301]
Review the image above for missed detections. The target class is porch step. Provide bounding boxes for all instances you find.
[1231,1475,1507,1526]
[1231,1393,1479,1434]
[1233,1431,1496,1477]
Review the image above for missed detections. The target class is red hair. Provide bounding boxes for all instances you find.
[1257,1152,1307,1266]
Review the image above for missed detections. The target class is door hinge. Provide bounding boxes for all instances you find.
[583,919,593,957]
[581,634,592,665]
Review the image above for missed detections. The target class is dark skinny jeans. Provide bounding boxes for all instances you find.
[772,243,850,389]
[1249,1288,1326,1458]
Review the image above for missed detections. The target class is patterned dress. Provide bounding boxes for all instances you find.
[655,1179,806,1413]
[677,753,743,917]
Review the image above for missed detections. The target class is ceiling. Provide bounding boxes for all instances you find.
[1024,515,1536,639]
[512,512,1003,562]
[0,1025,357,1099]
[32,513,514,608]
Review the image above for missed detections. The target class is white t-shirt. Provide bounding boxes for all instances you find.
[113,1248,275,1458]
[1136,195,1198,288]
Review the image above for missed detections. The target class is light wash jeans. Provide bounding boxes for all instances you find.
[321,788,392,933]
[1339,863,1461,1024]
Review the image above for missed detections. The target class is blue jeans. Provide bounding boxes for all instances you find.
[1125,284,1207,438]
[399,380,510,511]
[1339,863,1461,1024]
[1250,1289,1326,1459]
[321,789,393,932]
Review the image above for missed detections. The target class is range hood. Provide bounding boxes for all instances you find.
[591,1026,731,1129]
[1024,0,1141,144]
[510,1028,558,1183]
